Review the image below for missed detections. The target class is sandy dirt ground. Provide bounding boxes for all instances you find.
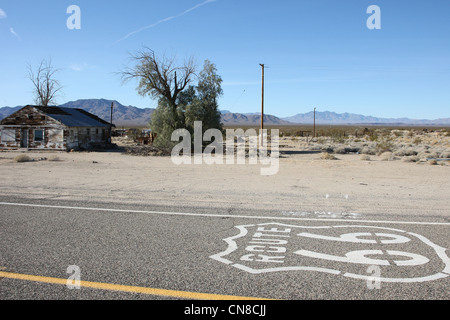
[1,134,449,220]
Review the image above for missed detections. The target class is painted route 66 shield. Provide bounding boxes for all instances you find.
[210,222,450,283]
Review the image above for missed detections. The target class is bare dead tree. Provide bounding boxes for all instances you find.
[27,59,63,107]
[120,48,196,109]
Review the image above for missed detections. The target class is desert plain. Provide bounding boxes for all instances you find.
[1,127,449,221]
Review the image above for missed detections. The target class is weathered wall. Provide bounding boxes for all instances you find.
[75,127,109,149]
[0,106,65,150]
[1,106,112,150]
[0,127,66,150]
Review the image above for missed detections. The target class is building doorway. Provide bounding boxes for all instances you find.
[21,129,28,148]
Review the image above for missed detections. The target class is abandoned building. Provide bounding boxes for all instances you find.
[0,105,114,151]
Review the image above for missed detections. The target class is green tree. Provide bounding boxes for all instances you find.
[185,60,223,135]
[120,49,223,148]
[121,48,196,109]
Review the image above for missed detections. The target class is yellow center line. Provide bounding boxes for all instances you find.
[0,271,270,300]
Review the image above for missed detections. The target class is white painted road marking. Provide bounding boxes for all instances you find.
[294,249,430,266]
[0,202,449,226]
[297,232,411,244]
[210,222,450,283]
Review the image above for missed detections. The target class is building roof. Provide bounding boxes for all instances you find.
[34,106,113,128]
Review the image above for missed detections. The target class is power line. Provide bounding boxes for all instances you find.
[230,88,247,109]
[260,63,264,146]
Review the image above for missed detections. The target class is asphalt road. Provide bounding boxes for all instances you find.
[0,195,449,302]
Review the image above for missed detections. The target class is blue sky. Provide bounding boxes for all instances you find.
[1,0,449,119]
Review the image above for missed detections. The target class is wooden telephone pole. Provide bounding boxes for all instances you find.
[313,107,316,138]
[260,63,265,146]
[110,102,114,143]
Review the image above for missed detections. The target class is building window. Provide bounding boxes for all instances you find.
[34,129,44,142]
[1,129,16,142]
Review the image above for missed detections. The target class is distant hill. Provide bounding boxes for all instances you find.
[0,99,290,127]
[60,99,155,127]
[0,99,155,127]
[221,112,291,126]
[283,111,450,126]
[1,100,448,126]
[0,106,22,120]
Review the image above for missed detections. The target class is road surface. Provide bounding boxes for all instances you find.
[1,195,449,301]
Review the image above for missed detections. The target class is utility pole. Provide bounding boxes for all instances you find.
[110,102,114,143]
[313,107,316,138]
[260,63,265,146]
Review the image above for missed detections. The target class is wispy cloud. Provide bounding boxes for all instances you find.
[115,0,216,44]
[69,62,97,72]
[10,27,21,41]
[1,9,21,41]
[0,8,7,19]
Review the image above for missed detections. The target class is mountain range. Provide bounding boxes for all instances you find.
[0,99,155,127]
[282,111,450,126]
[1,99,449,127]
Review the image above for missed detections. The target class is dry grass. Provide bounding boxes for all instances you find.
[380,152,396,161]
[111,126,450,167]
[282,126,450,164]
[360,154,371,161]
[402,156,420,163]
[320,152,338,160]
[14,154,31,163]
[334,146,347,154]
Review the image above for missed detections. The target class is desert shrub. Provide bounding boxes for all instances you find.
[320,127,348,140]
[428,151,440,159]
[279,128,292,137]
[316,137,326,144]
[367,130,378,142]
[430,139,440,146]
[417,151,430,160]
[320,146,334,153]
[334,146,347,154]
[380,152,395,161]
[320,152,337,160]
[427,159,438,165]
[394,147,418,157]
[14,155,31,163]
[406,148,419,156]
[376,137,394,155]
[413,137,422,145]
[440,150,450,159]
[402,156,419,163]
[360,154,371,161]
[379,128,391,137]
[360,146,376,155]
